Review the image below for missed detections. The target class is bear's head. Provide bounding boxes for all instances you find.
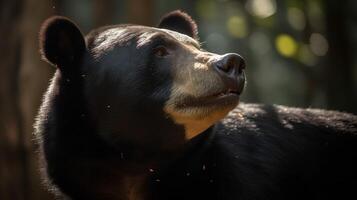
[39,10,245,155]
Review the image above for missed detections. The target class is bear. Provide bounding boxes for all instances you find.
[35,10,357,200]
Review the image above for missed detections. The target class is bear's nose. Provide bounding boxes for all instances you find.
[211,53,246,94]
[213,53,245,76]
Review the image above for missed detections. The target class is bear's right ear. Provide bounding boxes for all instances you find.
[39,16,86,69]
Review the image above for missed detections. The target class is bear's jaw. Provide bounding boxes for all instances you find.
[164,107,232,140]
[163,86,240,139]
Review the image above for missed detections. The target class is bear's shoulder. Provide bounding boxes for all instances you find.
[218,103,357,136]
[200,104,357,199]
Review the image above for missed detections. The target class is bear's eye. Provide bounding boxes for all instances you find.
[154,46,169,58]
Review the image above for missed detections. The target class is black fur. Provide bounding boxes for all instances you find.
[150,104,357,200]
[35,11,357,200]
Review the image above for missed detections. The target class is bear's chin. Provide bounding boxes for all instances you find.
[185,93,240,109]
[164,97,239,139]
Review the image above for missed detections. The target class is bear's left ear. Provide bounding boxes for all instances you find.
[39,16,86,69]
[158,10,198,40]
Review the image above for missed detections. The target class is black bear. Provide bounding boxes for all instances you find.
[35,10,357,200]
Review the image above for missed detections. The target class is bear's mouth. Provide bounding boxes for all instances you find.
[178,88,240,109]
[174,72,245,109]
[206,72,245,102]
[203,88,240,104]
[213,88,240,98]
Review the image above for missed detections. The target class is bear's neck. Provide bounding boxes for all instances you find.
[61,128,215,200]
[45,72,215,199]
[110,128,215,195]
[112,128,215,200]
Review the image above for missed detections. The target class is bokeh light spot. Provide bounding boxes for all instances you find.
[309,33,329,56]
[226,16,248,38]
[275,34,298,57]
[246,0,277,18]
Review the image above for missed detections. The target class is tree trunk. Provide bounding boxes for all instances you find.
[0,1,26,199]
[18,0,56,199]
[127,0,155,25]
[324,0,357,113]
[0,0,55,199]
[93,0,116,27]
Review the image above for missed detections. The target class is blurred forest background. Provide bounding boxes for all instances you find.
[1,0,357,199]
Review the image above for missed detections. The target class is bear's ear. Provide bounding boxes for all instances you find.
[39,16,86,69]
[158,10,198,40]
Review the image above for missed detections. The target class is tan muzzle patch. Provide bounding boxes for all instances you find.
[164,105,233,140]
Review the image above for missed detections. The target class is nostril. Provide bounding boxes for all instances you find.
[214,53,246,75]
[228,54,245,74]
[237,57,246,74]
[225,57,238,73]
[216,61,231,73]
